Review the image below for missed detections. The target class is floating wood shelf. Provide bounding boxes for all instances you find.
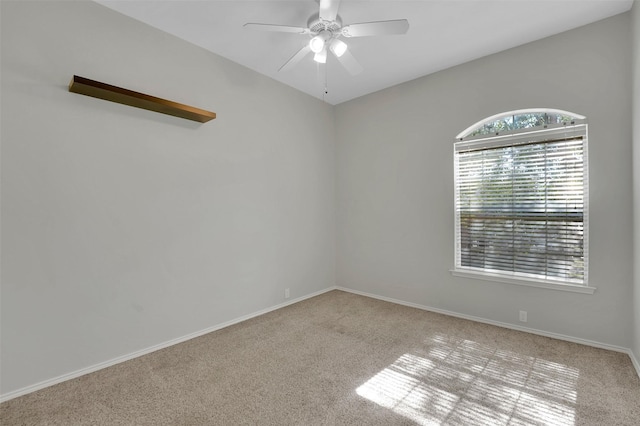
[68,75,216,123]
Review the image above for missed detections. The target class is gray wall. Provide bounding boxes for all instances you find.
[1,1,336,395]
[632,1,640,367]
[336,14,633,348]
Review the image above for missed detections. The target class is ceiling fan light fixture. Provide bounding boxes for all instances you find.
[329,39,347,57]
[309,36,324,53]
[313,48,327,63]
[245,0,408,76]
[309,30,331,53]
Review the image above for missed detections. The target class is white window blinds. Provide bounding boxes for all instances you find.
[454,125,588,285]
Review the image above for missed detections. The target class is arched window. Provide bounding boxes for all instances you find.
[452,109,592,293]
[456,108,586,140]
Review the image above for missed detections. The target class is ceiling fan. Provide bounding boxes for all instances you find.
[244,0,409,75]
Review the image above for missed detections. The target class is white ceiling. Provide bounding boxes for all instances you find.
[95,0,633,105]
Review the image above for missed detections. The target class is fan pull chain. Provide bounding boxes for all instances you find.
[317,60,328,102]
[324,63,329,99]
[323,60,329,102]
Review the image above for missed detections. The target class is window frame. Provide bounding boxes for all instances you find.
[451,112,594,294]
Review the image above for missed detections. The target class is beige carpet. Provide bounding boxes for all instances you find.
[1,290,638,425]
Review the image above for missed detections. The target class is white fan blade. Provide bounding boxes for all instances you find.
[244,23,309,34]
[319,0,341,22]
[342,19,409,37]
[335,49,363,75]
[279,45,311,72]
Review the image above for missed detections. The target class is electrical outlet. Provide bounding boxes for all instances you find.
[285,288,290,299]
[519,310,527,322]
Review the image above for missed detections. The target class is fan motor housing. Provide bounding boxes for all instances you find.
[307,14,342,35]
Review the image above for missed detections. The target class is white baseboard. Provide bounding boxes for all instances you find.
[3,285,637,403]
[336,286,639,376]
[629,349,640,379]
[0,286,338,403]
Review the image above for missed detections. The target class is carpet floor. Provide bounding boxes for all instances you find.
[1,290,638,425]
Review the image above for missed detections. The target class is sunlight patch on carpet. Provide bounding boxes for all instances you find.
[356,334,579,425]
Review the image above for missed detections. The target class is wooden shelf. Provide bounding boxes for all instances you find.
[68,75,216,123]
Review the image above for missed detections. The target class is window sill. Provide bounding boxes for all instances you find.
[450,268,596,294]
